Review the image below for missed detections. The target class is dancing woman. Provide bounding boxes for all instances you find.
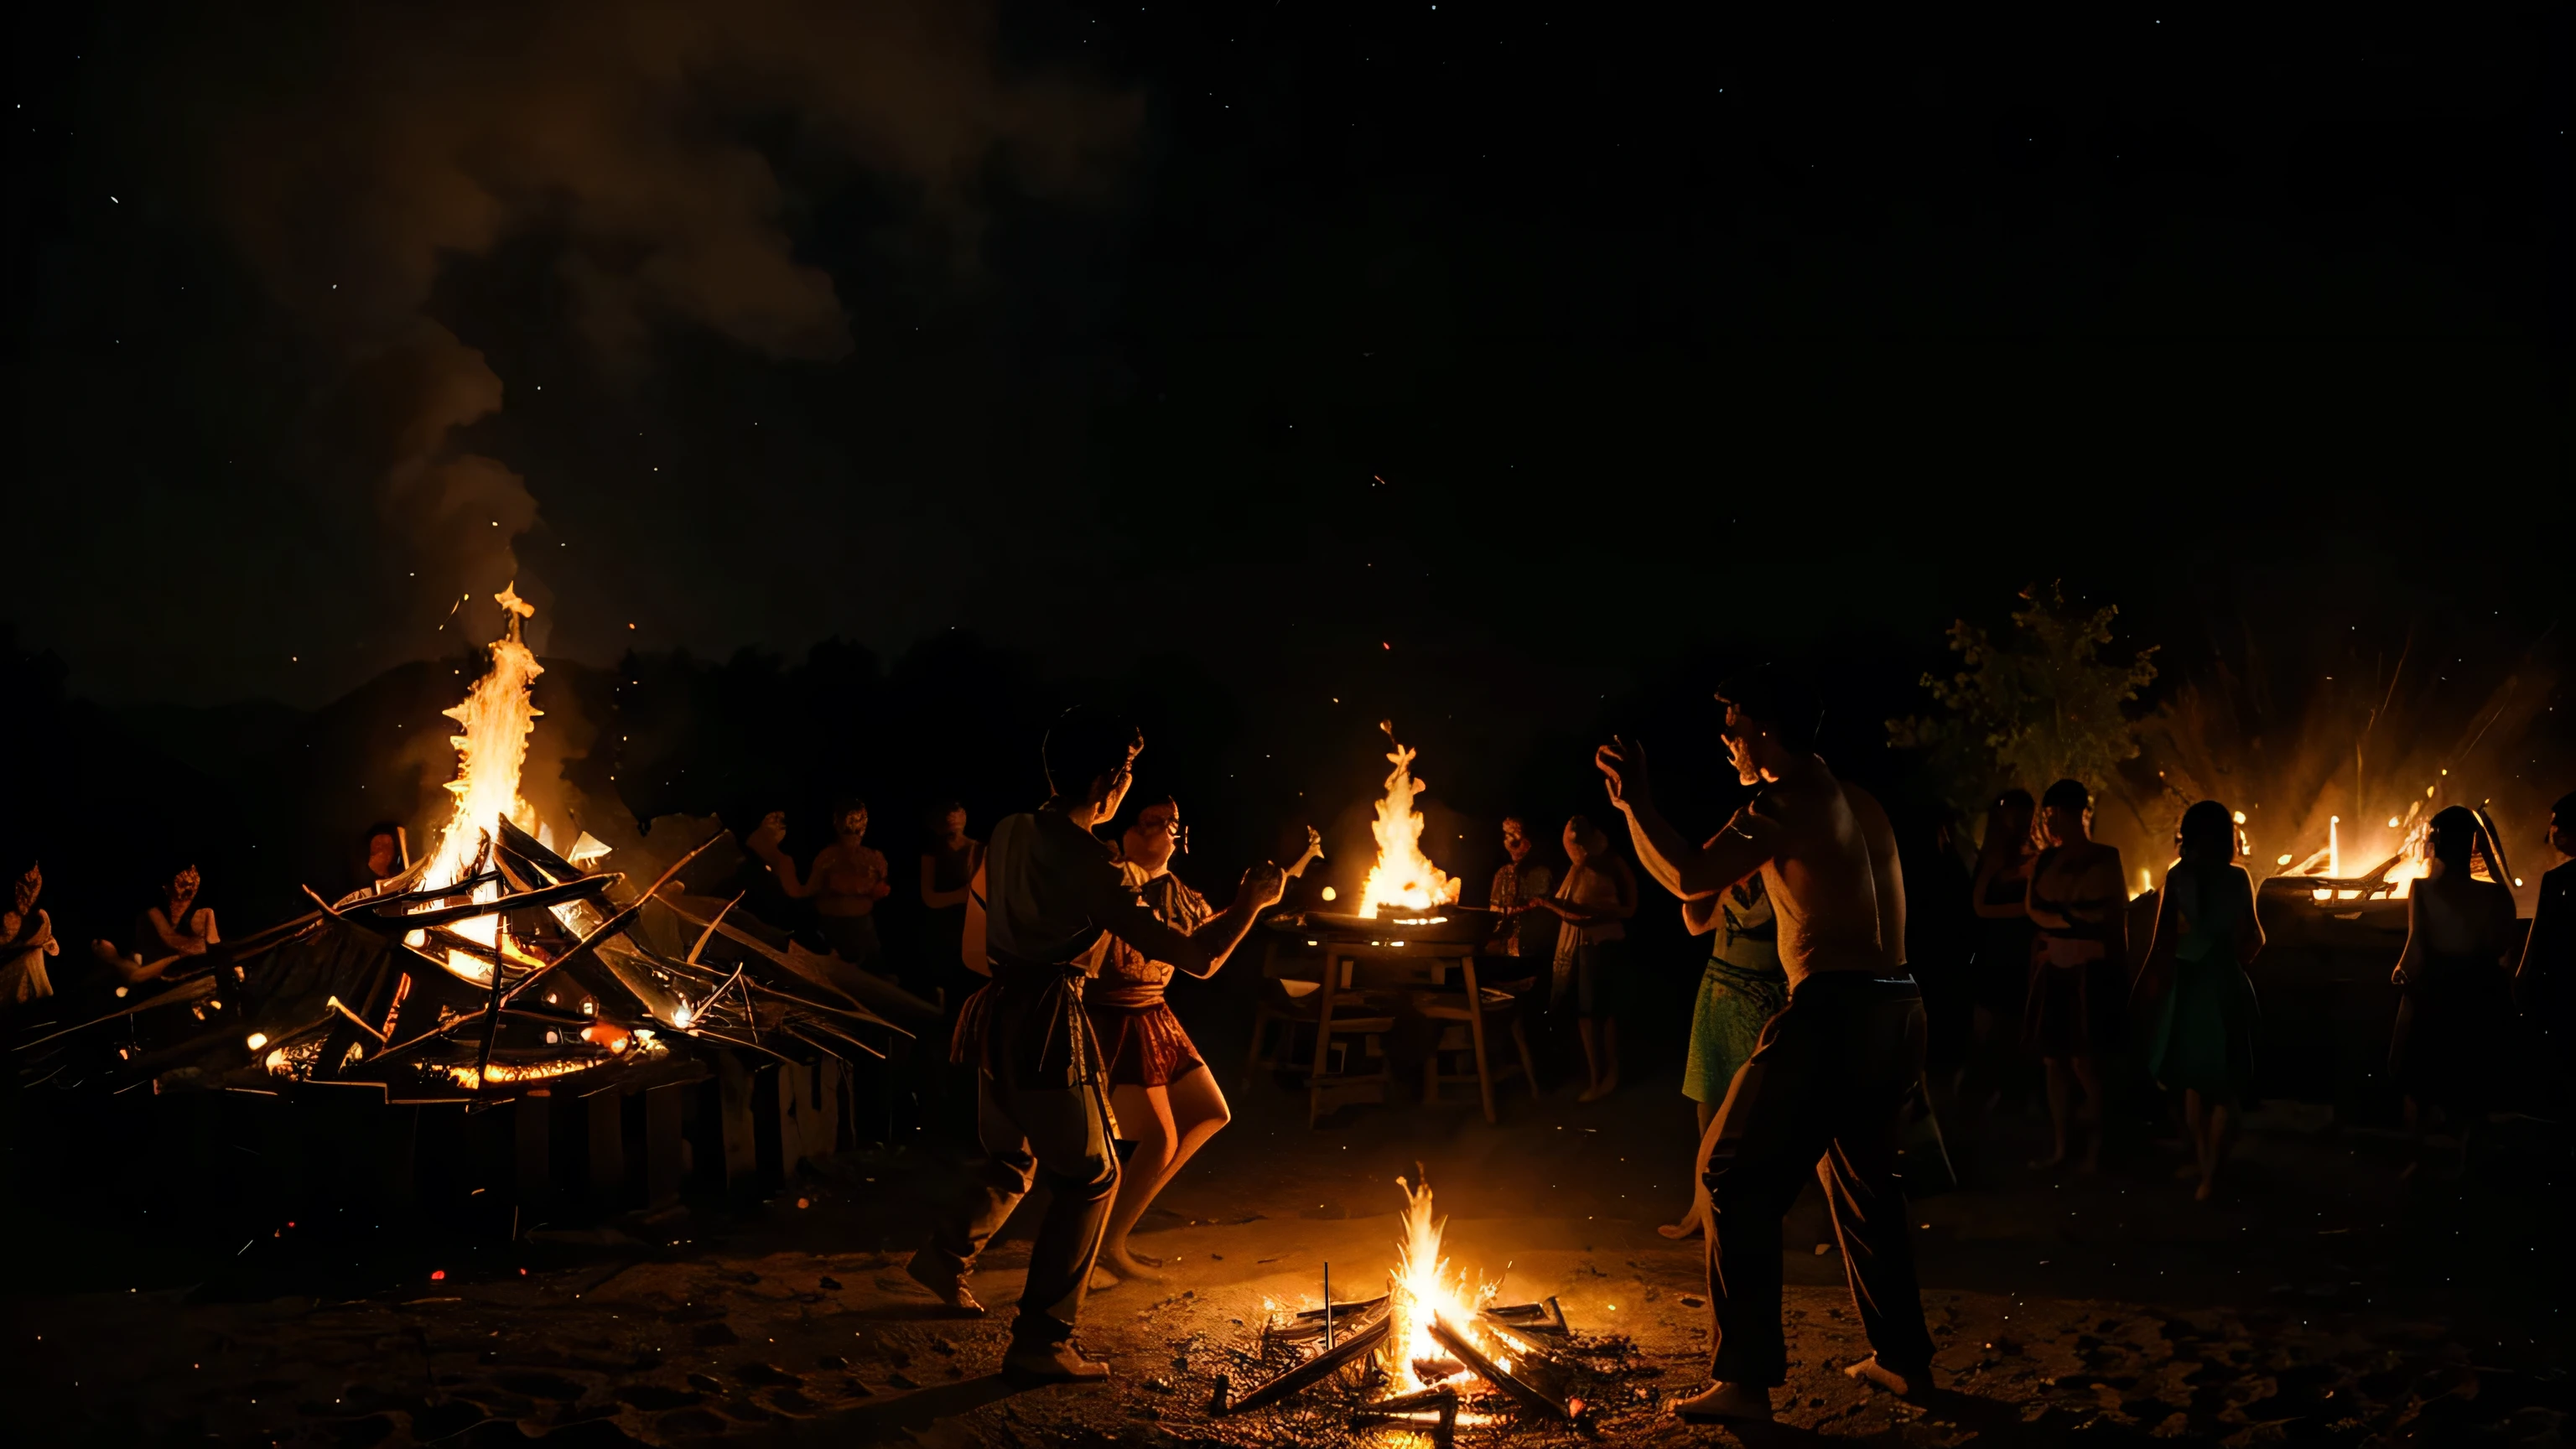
[1088,798,1320,1280]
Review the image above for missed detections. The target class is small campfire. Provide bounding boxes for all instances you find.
[1214,1174,1587,1436]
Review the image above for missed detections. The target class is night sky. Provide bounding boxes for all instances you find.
[9,1,2565,712]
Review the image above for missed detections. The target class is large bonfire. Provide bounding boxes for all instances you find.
[1357,724,1462,918]
[417,584,545,981]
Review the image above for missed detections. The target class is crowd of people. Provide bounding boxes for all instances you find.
[7,680,2572,1424]
[854,688,2574,1421]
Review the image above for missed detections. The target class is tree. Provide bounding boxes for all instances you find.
[1888,583,2160,827]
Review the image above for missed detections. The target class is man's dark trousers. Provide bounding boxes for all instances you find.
[1701,973,1936,1386]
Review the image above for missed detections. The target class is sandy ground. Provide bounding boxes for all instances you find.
[8,1062,2573,1447]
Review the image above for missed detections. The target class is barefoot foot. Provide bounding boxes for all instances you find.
[1845,1356,1929,1398]
[1097,1246,1166,1283]
[1669,1381,1772,1422]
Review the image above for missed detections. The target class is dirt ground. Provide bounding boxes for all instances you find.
[8,1059,2574,1448]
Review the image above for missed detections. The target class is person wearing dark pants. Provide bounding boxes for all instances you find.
[1596,667,1934,1423]
[1701,974,1935,1387]
[901,709,1284,1383]
[925,1058,1121,1349]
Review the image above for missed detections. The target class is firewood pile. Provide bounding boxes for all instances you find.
[15,815,901,1104]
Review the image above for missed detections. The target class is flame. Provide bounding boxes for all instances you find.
[1358,725,1461,919]
[414,587,544,981]
[1384,1174,1504,1394]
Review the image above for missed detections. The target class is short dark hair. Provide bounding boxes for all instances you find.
[2040,778,2091,814]
[2177,800,2234,862]
[922,797,964,829]
[832,797,870,823]
[1996,787,2035,815]
[1042,708,1142,798]
[2554,791,2576,826]
[1713,666,1825,752]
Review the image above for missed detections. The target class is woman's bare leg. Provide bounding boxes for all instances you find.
[1660,1098,1721,1239]
[2197,1102,2236,1202]
[1098,1083,1175,1281]
[2179,1090,2210,1181]
[1099,1070,1233,1280]
[2072,1055,2104,1171]
[1154,1067,1233,1206]
[2033,1057,2072,1168]
[1576,1019,1606,1098]
[1581,1017,1622,1102]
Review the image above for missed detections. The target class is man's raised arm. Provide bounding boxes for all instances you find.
[1595,737,1776,900]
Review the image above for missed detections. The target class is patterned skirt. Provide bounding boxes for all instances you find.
[1683,959,1789,1105]
[1085,995,1207,1088]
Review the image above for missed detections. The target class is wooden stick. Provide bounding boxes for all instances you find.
[1219,1311,1390,1415]
[1427,1312,1572,1420]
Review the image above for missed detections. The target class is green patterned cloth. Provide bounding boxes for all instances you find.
[1682,880,1789,1105]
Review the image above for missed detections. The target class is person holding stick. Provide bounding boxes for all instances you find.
[1595,668,1933,1423]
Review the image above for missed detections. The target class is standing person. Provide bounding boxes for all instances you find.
[1527,816,1639,1102]
[1659,872,1785,1240]
[1597,670,1935,1422]
[2023,780,2126,1172]
[2137,801,2264,1201]
[918,800,985,1005]
[1,862,59,1007]
[2390,806,2520,1167]
[1088,799,1321,1280]
[2516,792,2576,1119]
[1957,790,2038,1114]
[748,801,892,973]
[1483,815,1556,976]
[92,865,221,986]
[902,710,1284,1382]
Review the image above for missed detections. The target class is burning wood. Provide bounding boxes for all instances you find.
[1427,1311,1581,1421]
[1216,1308,1392,1415]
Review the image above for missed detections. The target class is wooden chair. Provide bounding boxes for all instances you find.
[1413,953,1539,1124]
[1306,954,1401,1128]
[1244,937,1327,1088]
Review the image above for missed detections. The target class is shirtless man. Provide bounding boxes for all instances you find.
[903,709,1284,1383]
[1595,670,1933,1422]
[748,801,892,971]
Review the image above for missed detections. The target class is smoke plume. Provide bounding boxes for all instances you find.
[209,0,1135,655]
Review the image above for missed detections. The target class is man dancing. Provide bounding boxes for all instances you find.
[1595,670,1934,1422]
[904,709,1285,1382]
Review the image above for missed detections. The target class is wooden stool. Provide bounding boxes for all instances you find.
[1412,955,1539,1124]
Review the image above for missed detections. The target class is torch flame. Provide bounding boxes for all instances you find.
[1358,724,1461,919]
[420,585,544,982]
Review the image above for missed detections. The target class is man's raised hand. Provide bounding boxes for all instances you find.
[1596,736,1653,812]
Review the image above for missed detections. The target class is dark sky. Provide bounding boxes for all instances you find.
[8,1,2569,709]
